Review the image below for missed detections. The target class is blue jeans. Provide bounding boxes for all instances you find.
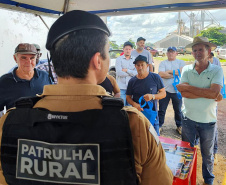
[214,125,218,154]
[195,106,218,154]
[120,89,130,106]
[158,92,182,128]
[182,117,216,185]
[195,124,218,154]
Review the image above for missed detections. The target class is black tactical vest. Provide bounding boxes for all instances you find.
[1,96,138,185]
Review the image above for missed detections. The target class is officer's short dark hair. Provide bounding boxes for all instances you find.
[46,10,110,78]
[51,30,108,78]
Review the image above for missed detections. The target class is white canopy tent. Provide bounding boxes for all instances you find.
[0,0,226,17]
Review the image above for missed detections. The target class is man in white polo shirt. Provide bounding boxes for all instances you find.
[177,36,223,185]
[158,46,185,135]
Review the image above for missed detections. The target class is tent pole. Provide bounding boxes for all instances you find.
[37,15,50,30]
[63,0,70,14]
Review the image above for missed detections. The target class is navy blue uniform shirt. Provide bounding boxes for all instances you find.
[0,68,52,111]
[126,72,164,111]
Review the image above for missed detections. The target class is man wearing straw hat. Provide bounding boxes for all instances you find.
[177,36,223,185]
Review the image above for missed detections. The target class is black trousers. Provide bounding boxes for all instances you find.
[158,91,182,128]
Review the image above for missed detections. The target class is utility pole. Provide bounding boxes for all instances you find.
[190,13,195,37]
[177,12,185,36]
[201,10,205,30]
[177,12,181,36]
[185,10,220,37]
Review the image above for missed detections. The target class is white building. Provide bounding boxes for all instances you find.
[154,34,193,48]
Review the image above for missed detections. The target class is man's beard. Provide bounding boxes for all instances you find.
[137,47,144,51]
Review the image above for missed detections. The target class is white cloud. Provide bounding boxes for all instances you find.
[142,19,150,26]
[107,9,226,46]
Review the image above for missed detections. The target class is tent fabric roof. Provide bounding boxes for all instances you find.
[0,0,226,17]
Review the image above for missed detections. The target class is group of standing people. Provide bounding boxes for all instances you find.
[115,36,224,185]
[0,10,174,185]
[115,37,184,136]
[0,9,224,185]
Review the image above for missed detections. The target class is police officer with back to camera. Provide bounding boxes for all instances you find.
[0,10,173,185]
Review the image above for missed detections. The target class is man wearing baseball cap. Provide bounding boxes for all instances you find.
[177,36,223,185]
[115,41,137,106]
[0,11,172,185]
[131,37,153,72]
[0,43,51,117]
[158,46,185,135]
[126,55,166,135]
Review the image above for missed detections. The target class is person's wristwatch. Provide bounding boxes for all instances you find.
[152,94,155,100]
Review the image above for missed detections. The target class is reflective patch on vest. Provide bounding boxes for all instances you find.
[149,125,160,145]
[47,113,68,120]
[16,139,100,184]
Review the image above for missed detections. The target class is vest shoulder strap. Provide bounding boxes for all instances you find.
[101,96,124,108]
[15,96,42,108]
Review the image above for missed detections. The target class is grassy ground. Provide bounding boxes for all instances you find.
[154,54,226,64]
[154,54,194,65]
[220,59,226,63]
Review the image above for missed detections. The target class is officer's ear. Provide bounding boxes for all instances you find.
[91,52,102,70]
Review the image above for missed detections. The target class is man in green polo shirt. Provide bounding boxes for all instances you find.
[177,36,223,185]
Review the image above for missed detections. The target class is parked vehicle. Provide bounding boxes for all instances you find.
[217,45,226,55]
[218,49,226,60]
[215,46,221,53]
[156,48,167,57]
[108,49,123,78]
[176,46,191,55]
[146,46,159,57]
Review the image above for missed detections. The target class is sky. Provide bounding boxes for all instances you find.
[1,8,226,75]
[107,9,226,46]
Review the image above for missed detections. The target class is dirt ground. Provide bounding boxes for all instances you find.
[154,58,226,185]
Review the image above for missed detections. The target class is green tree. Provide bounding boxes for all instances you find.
[196,27,226,46]
[109,41,119,49]
[119,44,124,49]
[145,42,155,47]
[119,39,135,49]
[128,38,135,48]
